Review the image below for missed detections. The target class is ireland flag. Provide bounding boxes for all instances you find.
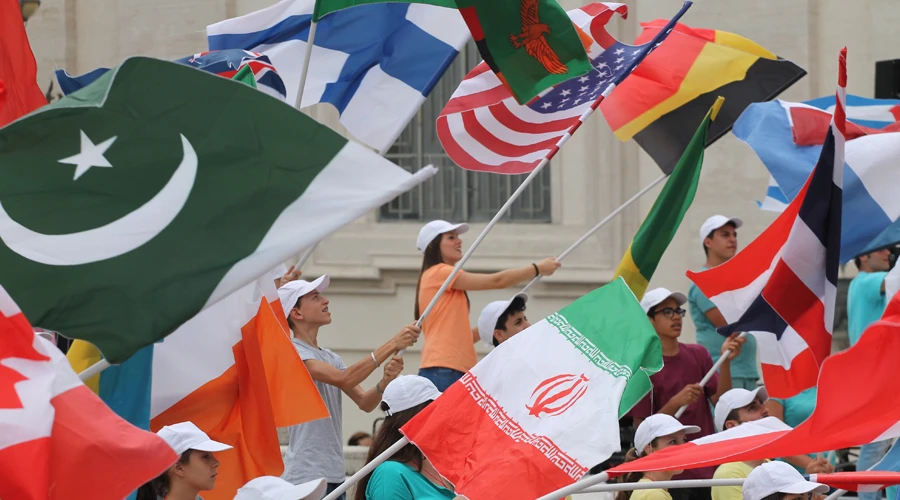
[0,56,435,364]
[402,278,663,500]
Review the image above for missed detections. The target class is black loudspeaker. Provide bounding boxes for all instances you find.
[875,59,900,99]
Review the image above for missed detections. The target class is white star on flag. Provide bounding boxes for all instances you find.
[614,48,624,55]
[578,75,590,83]
[615,64,624,71]
[597,62,608,69]
[58,130,118,181]
[561,89,571,97]
[615,57,624,64]
[579,86,589,92]
[541,102,553,109]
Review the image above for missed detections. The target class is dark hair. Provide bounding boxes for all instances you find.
[723,408,741,429]
[854,256,863,269]
[492,296,527,347]
[353,401,433,500]
[414,233,469,320]
[287,296,300,329]
[348,431,372,446]
[136,449,193,500]
[761,493,789,500]
[614,440,660,500]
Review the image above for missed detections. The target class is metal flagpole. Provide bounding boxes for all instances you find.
[674,332,747,418]
[518,173,667,295]
[578,478,745,494]
[294,20,318,108]
[538,472,611,500]
[322,437,410,500]
[78,358,111,381]
[295,243,317,268]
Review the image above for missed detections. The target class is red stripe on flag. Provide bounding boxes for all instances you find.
[443,85,516,115]
[489,104,577,134]
[762,261,832,364]
[758,349,820,399]
[460,111,561,157]
[403,377,580,499]
[436,117,542,174]
[580,2,628,18]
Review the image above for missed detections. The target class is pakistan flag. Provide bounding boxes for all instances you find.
[0,56,435,364]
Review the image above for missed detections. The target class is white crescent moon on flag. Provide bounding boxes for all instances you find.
[0,134,198,266]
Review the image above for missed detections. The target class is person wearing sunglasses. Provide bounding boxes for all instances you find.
[627,288,744,500]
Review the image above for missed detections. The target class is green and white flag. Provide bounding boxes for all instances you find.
[402,278,663,499]
[0,56,436,363]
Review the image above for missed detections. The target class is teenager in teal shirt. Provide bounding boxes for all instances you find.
[356,376,455,500]
[688,215,759,390]
[848,247,892,500]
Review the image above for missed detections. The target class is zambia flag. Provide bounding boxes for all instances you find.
[613,97,723,300]
[600,21,806,174]
[312,0,592,104]
[0,56,435,364]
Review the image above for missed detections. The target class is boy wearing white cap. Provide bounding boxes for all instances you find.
[277,276,421,497]
[234,476,326,500]
[688,215,759,391]
[711,389,831,500]
[615,414,701,500]
[627,288,744,500]
[476,293,530,348]
[742,461,828,500]
[137,421,233,500]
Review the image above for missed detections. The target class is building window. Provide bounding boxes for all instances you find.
[380,42,552,223]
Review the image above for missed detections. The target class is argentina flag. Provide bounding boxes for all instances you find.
[207,0,471,153]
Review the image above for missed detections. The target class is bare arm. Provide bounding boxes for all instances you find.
[710,334,745,405]
[704,307,728,328]
[321,355,405,413]
[452,258,561,291]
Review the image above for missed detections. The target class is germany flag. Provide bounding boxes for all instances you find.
[600,21,806,174]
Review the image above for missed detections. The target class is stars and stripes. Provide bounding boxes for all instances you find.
[687,48,848,399]
[436,3,645,174]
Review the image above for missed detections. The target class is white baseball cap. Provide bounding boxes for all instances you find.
[382,375,441,416]
[277,275,330,319]
[743,461,828,500]
[633,414,700,457]
[699,215,743,244]
[640,288,687,314]
[416,220,469,253]
[156,421,233,455]
[477,293,528,348]
[234,476,327,500]
[714,387,769,431]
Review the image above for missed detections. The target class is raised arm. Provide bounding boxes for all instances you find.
[453,258,561,291]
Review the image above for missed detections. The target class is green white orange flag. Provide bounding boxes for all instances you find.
[402,278,663,500]
[0,56,436,364]
[312,0,592,104]
[613,97,722,300]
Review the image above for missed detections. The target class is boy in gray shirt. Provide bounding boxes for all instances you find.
[277,275,420,498]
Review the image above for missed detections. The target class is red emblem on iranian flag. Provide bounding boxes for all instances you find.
[526,373,589,418]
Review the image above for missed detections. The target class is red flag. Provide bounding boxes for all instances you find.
[0,286,177,499]
[812,472,900,493]
[608,290,900,477]
[0,0,48,126]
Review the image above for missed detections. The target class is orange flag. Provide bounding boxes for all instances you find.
[0,0,48,126]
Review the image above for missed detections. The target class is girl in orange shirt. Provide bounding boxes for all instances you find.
[414,220,560,391]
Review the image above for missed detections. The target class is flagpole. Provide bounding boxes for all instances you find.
[578,478,745,494]
[518,173,667,295]
[294,20,318,108]
[537,472,610,500]
[322,436,409,500]
[296,243,317,268]
[674,332,747,418]
[409,0,693,348]
[78,358,111,381]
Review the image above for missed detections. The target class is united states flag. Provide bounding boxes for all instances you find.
[437,3,647,174]
[687,48,848,399]
[175,50,287,101]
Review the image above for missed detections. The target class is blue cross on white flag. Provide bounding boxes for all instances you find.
[207,0,470,153]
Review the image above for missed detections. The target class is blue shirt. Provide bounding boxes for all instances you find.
[366,461,456,500]
[847,271,888,345]
[688,281,759,379]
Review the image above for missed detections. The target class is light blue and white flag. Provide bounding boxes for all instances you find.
[735,94,900,262]
[207,0,470,153]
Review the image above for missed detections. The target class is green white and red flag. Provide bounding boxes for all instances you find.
[401,278,663,500]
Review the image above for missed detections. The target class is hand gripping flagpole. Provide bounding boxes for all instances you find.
[518,173,667,295]
[405,0,693,357]
[674,331,748,419]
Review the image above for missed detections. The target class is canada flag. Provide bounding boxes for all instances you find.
[0,285,177,499]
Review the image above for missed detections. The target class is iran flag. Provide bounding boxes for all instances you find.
[402,279,663,500]
[0,286,176,499]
